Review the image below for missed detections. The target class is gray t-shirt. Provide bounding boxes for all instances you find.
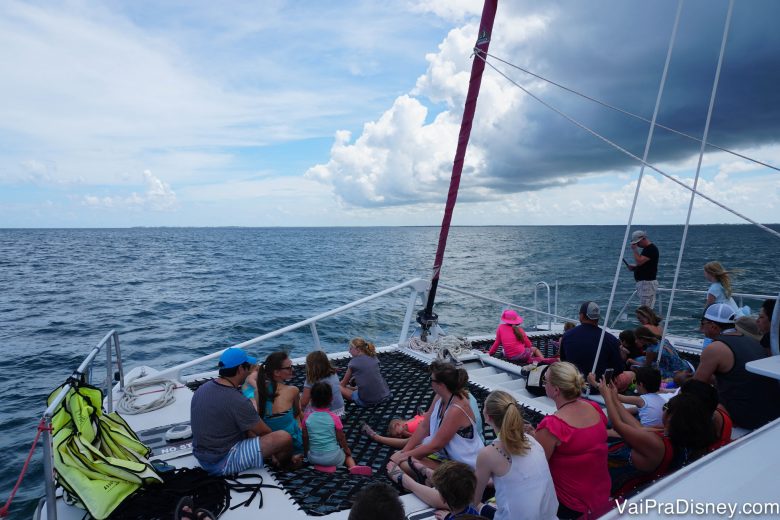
[348,355,391,404]
[191,380,260,465]
[304,373,345,412]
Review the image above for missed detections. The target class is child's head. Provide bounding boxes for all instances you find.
[619,329,636,349]
[563,321,576,332]
[348,483,404,520]
[633,366,662,394]
[431,461,476,513]
[306,350,335,384]
[349,337,376,357]
[387,418,405,438]
[310,381,333,409]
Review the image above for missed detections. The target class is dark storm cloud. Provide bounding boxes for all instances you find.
[483,0,780,189]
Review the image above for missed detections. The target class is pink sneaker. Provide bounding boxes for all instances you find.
[313,465,337,473]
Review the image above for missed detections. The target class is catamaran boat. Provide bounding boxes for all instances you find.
[21,0,780,518]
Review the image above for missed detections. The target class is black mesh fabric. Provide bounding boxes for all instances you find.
[188,350,548,516]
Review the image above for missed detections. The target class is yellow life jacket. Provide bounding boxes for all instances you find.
[47,383,162,519]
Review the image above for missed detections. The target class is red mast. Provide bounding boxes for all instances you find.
[419,0,499,334]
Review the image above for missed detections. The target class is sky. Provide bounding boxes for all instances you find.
[1,0,779,228]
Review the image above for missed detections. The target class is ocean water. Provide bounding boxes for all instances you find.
[1,224,778,517]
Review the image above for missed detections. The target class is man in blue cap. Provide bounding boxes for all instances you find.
[191,347,293,474]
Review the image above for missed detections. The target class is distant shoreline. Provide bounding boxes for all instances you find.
[2,223,778,231]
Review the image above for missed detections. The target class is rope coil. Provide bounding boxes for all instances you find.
[117,380,177,415]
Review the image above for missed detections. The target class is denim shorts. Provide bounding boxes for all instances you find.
[352,389,392,408]
[308,448,346,467]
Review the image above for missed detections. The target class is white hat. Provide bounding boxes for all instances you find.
[630,230,647,245]
[703,303,737,324]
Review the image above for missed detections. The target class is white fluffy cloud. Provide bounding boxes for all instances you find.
[83,170,177,211]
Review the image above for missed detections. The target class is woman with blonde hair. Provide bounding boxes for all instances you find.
[340,337,391,407]
[703,261,749,315]
[534,362,611,519]
[635,305,663,337]
[474,390,558,520]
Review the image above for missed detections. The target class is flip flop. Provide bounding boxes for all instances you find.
[407,456,429,484]
[313,464,337,473]
[174,496,195,520]
[349,465,372,476]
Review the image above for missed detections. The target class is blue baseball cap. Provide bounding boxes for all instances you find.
[218,347,257,369]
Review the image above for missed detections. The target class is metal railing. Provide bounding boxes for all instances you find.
[533,281,553,330]
[132,278,431,385]
[609,287,777,329]
[40,330,124,520]
[438,281,570,329]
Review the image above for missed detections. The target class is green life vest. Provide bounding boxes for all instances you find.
[47,383,162,519]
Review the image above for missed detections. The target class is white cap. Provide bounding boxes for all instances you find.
[631,230,647,245]
[703,303,737,324]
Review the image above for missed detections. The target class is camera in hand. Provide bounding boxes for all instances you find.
[603,368,615,385]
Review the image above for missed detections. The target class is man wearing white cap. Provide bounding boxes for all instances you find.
[627,230,659,308]
[191,347,293,475]
[694,303,780,429]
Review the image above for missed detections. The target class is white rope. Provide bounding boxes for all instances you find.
[587,0,684,385]
[658,0,735,367]
[481,52,780,174]
[407,334,472,358]
[117,380,177,414]
[474,56,780,241]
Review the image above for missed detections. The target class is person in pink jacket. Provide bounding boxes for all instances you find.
[488,309,544,363]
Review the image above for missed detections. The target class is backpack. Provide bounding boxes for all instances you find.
[109,467,282,519]
[524,363,553,397]
[109,467,229,519]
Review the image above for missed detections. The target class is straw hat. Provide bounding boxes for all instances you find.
[735,316,763,342]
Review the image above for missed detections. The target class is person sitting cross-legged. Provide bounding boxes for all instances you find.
[191,347,293,475]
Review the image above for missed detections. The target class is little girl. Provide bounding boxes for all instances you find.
[488,309,544,363]
[303,382,372,475]
[703,261,750,316]
[301,350,345,416]
[340,337,391,407]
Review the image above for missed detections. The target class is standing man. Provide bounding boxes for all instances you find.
[191,347,292,475]
[627,230,659,308]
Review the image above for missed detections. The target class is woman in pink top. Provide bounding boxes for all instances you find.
[488,309,543,363]
[534,362,611,519]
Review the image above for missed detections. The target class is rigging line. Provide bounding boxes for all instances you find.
[474,51,780,241]
[659,0,736,366]
[589,0,684,386]
[481,52,780,174]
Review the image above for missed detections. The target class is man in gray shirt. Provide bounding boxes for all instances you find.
[191,347,292,474]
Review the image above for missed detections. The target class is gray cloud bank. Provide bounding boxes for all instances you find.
[310,0,780,207]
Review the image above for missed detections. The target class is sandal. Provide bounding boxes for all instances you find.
[386,462,405,490]
[360,421,376,439]
[407,456,430,485]
[349,465,372,476]
[174,496,195,520]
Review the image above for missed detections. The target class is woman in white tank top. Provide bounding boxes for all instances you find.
[474,390,558,520]
[389,361,484,482]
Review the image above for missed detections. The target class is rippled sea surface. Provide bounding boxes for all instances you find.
[1,225,778,516]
